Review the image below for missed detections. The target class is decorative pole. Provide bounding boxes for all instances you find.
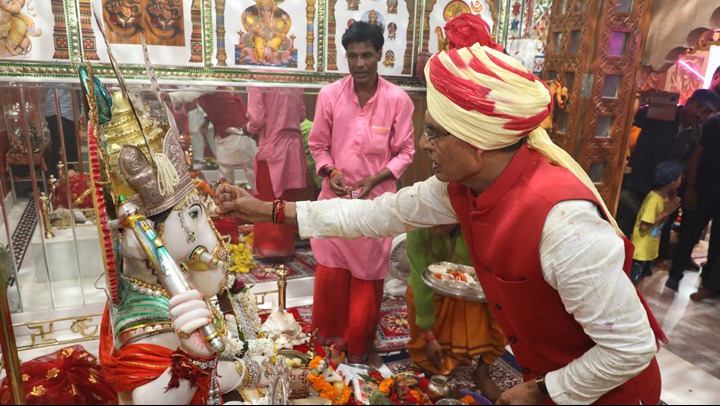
[215,0,228,66]
[0,251,25,404]
[189,0,204,63]
[39,192,55,239]
[305,0,317,70]
[276,264,287,310]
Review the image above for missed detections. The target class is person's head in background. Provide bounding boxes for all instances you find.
[710,65,720,95]
[681,88,720,126]
[342,21,384,87]
[652,160,683,196]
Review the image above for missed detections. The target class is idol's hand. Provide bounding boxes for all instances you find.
[213,184,271,222]
[168,290,215,358]
[329,172,350,197]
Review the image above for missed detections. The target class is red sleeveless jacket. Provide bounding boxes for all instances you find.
[448,145,666,404]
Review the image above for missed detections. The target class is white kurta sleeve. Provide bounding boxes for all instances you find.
[539,200,658,405]
[296,176,458,239]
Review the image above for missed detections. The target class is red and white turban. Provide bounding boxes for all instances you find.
[425,24,622,235]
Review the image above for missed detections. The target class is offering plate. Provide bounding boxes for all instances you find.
[421,261,487,302]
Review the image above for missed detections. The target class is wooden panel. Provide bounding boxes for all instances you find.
[543,0,654,215]
[579,0,653,215]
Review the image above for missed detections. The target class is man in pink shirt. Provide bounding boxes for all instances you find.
[245,87,308,260]
[308,21,415,365]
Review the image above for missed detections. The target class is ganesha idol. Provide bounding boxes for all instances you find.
[93,89,285,405]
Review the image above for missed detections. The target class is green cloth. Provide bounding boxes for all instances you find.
[300,119,323,188]
[406,227,473,329]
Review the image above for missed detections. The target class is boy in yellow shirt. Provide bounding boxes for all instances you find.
[631,160,683,285]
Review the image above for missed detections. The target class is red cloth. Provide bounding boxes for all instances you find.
[212,217,240,244]
[253,160,301,258]
[312,264,384,364]
[448,145,664,405]
[98,305,212,405]
[197,93,248,139]
[52,173,93,209]
[0,345,117,405]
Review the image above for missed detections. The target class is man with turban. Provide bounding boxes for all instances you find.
[213,14,666,405]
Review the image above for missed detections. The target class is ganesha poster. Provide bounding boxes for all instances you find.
[84,0,202,66]
[0,0,58,62]
[216,0,319,71]
[424,0,495,54]
[326,0,418,77]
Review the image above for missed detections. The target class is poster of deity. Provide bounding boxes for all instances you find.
[85,0,202,66]
[0,0,57,61]
[327,0,418,76]
[100,0,184,45]
[218,0,318,71]
[425,0,494,54]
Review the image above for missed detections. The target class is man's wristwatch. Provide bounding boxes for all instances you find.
[535,373,549,396]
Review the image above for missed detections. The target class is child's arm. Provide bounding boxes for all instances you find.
[639,196,682,232]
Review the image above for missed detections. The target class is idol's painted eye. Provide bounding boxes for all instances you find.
[188,204,201,219]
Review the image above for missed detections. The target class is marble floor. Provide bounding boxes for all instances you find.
[2,194,720,404]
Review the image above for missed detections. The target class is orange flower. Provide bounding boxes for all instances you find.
[308,373,342,403]
[410,389,422,403]
[308,356,323,369]
[334,385,352,405]
[378,378,394,395]
[460,395,478,405]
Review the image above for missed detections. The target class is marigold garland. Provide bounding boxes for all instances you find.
[308,373,338,402]
[335,386,351,405]
[228,232,256,273]
[308,356,323,369]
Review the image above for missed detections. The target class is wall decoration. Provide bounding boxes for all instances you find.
[667,54,707,105]
[326,0,418,76]
[51,0,70,59]
[188,0,202,62]
[85,0,202,66]
[0,0,57,61]
[100,0,185,46]
[216,0,317,71]
[421,0,496,54]
[79,0,100,60]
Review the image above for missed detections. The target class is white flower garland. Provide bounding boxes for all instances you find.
[247,338,275,358]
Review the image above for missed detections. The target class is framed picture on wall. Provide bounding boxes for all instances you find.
[215,0,320,71]
[83,0,204,66]
[420,0,498,54]
[325,0,419,77]
[0,0,59,62]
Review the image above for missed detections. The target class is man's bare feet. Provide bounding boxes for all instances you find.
[473,361,502,403]
[690,288,714,302]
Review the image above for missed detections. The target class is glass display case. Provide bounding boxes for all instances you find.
[0,81,431,316]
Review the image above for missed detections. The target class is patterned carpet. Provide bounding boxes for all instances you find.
[236,246,316,284]
[10,198,37,274]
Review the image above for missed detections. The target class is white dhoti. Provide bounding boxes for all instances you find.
[215,134,257,189]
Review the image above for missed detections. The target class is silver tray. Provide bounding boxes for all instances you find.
[421,262,487,302]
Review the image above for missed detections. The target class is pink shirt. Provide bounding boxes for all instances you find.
[308,76,415,279]
[247,87,308,197]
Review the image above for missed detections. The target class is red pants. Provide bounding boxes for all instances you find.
[253,160,300,258]
[312,264,384,364]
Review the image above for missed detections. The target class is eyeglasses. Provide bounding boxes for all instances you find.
[424,127,451,144]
